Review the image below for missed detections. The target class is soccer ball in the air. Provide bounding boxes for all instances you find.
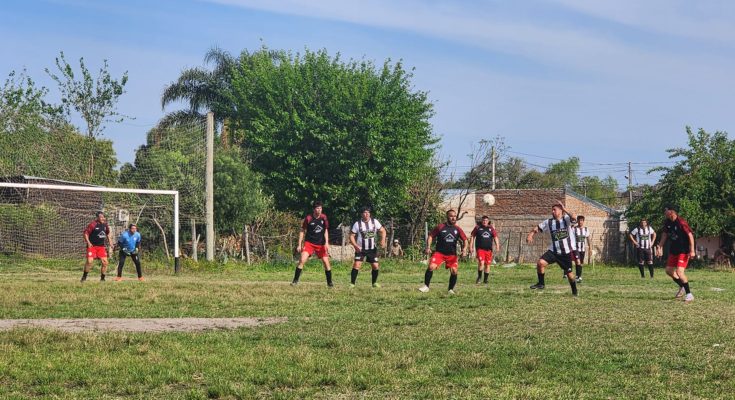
[482,194,496,206]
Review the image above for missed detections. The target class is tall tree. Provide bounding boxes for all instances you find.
[627,127,735,237]
[45,51,130,139]
[228,47,438,223]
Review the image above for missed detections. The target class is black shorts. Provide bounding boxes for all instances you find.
[540,250,573,274]
[574,251,585,264]
[637,248,653,264]
[355,249,379,263]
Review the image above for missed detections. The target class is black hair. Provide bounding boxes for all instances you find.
[577,215,585,221]
[128,223,137,229]
[313,201,323,208]
[96,211,104,217]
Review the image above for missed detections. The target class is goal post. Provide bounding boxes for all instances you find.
[0,182,181,272]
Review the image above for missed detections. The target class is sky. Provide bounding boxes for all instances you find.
[2,0,734,187]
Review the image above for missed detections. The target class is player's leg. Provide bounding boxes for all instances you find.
[483,251,492,284]
[419,254,442,292]
[575,251,584,282]
[291,250,310,285]
[100,256,109,281]
[637,249,646,278]
[560,254,578,296]
[646,249,654,278]
[447,265,459,294]
[476,256,484,284]
[131,253,143,280]
[676,265,693,302]
[115,249,127,281]
[531,251,553,289]
[81,250,94,282]
[351,255,363,287]
[320,250,333,287]
[370,260,380,288]
[665,263,685,298]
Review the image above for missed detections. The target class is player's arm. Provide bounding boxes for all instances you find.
[688,231,696,258]
[651,230,657,246]
[323,228,330,251]
[459,228,469,258]
[297,228,305,253]
[349,229,360,252]
[526,226,540,244]
[628,232,638,247]
[558,201,576,222]
[656,231,667,257]
[468,233,475,255]
[425,235,433,255]
[494,234,500,253]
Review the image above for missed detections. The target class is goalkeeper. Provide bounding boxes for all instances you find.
[115,224,143,281]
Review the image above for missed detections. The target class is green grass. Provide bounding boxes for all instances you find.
[1,256,734,399]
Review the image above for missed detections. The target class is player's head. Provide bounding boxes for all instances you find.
[577,215,585,226]
[640,218,648,228]
[95,211,106,223]
[393,239,399,245]
[128,223,137,233]
[551,203,564,219]
[312,201,323,215]
[446,209,457,224]
[480,215,490,226]
[664,206,678,221]
[360,206,371,220]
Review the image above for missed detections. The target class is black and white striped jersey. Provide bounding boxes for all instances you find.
[538,214,577,255]
[573,226,590,252]
[631,226,655,249]
[351,218,383,251]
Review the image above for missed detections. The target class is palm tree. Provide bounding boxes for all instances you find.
[160,47,236,145]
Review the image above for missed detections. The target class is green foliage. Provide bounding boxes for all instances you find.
[0,204,68,254]
[45,51,130,138]
[228,47,437,223]
[0,69,64,132]
[214,150,269,233]
[627,127,735,236]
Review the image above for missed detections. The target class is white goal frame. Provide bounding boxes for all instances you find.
[0,182,181,272]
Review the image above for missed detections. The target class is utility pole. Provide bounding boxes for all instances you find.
[628,161,633,205]
[206,112,215,261]
[491,146,496,190]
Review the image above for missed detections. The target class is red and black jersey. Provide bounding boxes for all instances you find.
[429,223,468,256]
[302,214,329,245]
[471,225,497,250]
[664,217,693,255]
[84,221,110,246]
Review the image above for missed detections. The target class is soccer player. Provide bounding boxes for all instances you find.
[629,219,656,278]
[349,207,387,288]
[656,207,695,302]
[469,216,500,284]
[526,202,578,296]
[81,211,111,282]
[572,215,591,283]
[418,209,468,294]
[115,224,143,282]
[292,201,333,287]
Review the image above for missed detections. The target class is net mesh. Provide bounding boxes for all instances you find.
[0,118,206,259]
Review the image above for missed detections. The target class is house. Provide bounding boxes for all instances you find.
[441,188,624,263]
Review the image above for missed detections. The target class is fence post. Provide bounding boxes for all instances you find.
[244,225,251,265]
[388,218,395,258]
[191,218,198,262]
[517,231,524,263]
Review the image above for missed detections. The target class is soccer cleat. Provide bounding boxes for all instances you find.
[675,287,685,298]
[575,277,582,283]
[448,289,456,295]
[684,293,694,303]
[475,277,482,284]
[138,277,145,282]
[114,277,122,282]
[349,283,356,289]
[418,285,430,293]
[327,283,335,288]
[372,283,381,288]
[530,283,545,290]
[290,281,299,286]
[80,277,87,283]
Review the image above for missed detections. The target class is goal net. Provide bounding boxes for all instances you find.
[0,182,180,267]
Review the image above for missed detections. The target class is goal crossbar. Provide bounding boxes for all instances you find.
[0,182,181,271]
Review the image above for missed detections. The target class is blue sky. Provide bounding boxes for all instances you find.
[2,0,734,186]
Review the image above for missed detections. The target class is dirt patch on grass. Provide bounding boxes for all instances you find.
[0,317,287,332]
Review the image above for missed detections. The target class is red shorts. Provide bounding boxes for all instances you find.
[667,253,690,268]
[430,252,458,269]
[476,249,493,264]
[303,242,328,258]
[86,246,108,259]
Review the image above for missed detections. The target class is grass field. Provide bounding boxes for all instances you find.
[1,256,734,399]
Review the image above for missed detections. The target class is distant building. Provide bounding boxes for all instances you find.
[441,188,624,263]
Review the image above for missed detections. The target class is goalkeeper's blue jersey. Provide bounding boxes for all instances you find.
[118,231,141,252]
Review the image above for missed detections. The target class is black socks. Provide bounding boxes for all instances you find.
[477,270,482,280]
[424,269,433,286]
[351,268,359,284]
[570,279,578,295]
[638,265,645,278]
[81,271,88,281]
[648,265,654,278]
[371,269,379,285]
[483,272,489,283]
[449,274,458,290]
[292,267,303,283]
[683,281,691,294]
[575,265,582,278]
[537,272,545,286]
[325,270,333,286]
